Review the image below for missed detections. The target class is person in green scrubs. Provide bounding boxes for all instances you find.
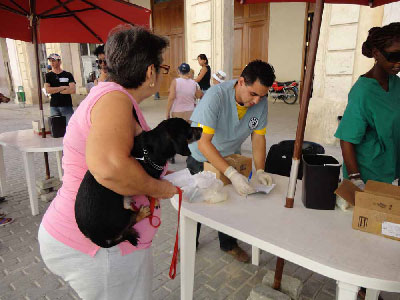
[335,22,400,189]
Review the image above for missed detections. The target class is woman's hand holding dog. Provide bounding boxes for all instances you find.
[157,179,179,199]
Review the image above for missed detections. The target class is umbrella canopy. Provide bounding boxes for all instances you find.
[0,0,151,43]
[240,0,396,7]
[0,0,151,179]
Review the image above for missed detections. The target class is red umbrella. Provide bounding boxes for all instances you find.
[0,0,150,43]
[239,0,399,290]
[241,0,395,7]
[0,0,150,178]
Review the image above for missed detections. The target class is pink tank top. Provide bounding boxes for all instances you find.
[42,82,164,257]
[171,78,197,112]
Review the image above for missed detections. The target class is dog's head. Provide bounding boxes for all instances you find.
[144,118,202,158]
[161,118,202,156]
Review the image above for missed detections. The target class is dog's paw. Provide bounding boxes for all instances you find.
[136,206,151,222]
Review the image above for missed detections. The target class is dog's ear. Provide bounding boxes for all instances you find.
[172,139,191,156]
[188,127,202,143]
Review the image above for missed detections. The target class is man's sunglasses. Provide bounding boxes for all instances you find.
[380,50,400,63]
[96,59,106,65]
[160,64,170,74]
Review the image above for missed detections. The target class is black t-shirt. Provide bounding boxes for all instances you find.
[198,65,211,91]
[45,71,75,107]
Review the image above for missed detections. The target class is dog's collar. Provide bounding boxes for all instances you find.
[136,148,164,171]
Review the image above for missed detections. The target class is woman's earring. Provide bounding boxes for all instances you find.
[150,82,155,87]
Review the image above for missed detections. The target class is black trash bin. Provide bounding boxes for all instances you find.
[302,154,341,210]
[265,140,325,180]
[48,115,66,138]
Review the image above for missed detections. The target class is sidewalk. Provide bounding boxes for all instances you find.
[0,99,398,300]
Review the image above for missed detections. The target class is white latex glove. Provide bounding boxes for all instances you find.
[255,169,273,186]
[224,166,255,196]
[351,178,365,190]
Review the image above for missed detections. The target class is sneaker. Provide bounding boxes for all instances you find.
[0,217,14,226]
[224,245,250,263]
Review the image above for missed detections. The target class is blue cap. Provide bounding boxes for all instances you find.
[178,63,190,74]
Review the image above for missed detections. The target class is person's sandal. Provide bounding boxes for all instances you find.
[225,245,250,263]
[0,217,14,226]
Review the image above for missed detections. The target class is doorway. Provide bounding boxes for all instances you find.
[152,0,184,96]
[233,2,270,78]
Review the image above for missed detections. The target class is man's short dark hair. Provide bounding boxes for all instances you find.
[105,25,169,89]
[94,45,105,57]
[240,60,275,87]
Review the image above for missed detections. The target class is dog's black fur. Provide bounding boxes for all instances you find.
[75,117,202,248]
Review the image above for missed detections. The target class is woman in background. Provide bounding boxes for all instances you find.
[195,54,211,92]
[166,63,203,122]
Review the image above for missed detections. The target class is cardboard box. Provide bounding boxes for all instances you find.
[351,180,400,241]
[203,154,252,185]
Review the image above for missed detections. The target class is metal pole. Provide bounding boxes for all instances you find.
[285,0,324,208]
[31,0,51,179]
[274,0,325,289]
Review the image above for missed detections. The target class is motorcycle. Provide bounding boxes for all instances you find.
[268,80,299,104]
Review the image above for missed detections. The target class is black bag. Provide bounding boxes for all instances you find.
[265,140,325,179]
[48,114,66,138]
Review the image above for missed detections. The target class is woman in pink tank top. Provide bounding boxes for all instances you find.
[166,63,203,122]
[38,25,178,300]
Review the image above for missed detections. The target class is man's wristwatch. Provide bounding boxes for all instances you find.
[348,172,361,180]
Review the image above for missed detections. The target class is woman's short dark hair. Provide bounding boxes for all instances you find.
[94,45,105,57]
[362,22,400,58]
[198,54,208,65]
[105,25,169,89]
[240,60,276,87]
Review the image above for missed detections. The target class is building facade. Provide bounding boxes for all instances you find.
[1,0,399,144]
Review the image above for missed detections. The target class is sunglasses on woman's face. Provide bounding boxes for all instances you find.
[380,50,400,63]
[160,64,170,74]
[96,59,106,65]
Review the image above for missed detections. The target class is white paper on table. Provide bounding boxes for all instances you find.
[248,183,276,195]
[163,168,195,187]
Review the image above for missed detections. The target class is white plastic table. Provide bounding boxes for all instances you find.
[170,174,400,300]
[0,129,63,215]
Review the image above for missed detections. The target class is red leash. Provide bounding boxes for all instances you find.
[148,197,161,228]
[169,187,183,279]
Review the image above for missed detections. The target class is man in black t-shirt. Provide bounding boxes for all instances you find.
[44,53,76,124]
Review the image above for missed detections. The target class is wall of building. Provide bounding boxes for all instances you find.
[383,2,400,25]
[185,0,234,81]
[268,2,306,82]
[0,39,11,97]
[304,4,383,146]
[6,39,22,101]
[130,0,151,10]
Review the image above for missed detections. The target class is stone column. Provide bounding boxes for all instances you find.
[185,0,234,79]
[304,4,383,145]
[0,38,13,97]
[12,40,40,105]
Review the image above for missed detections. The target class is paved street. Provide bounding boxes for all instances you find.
[0,99,398,300]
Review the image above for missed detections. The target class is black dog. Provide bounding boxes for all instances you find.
[75,118,202,248]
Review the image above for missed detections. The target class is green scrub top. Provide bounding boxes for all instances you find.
[335,75,400,183]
